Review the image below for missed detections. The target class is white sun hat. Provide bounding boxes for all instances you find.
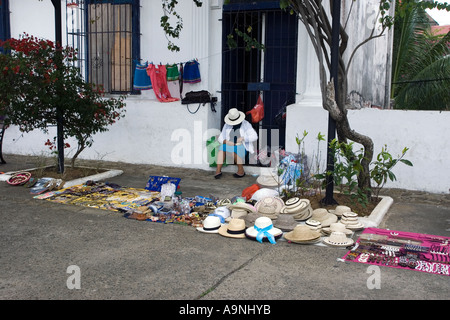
[196,215,222,234]
[245,216,283,244]
[224,108,245,125]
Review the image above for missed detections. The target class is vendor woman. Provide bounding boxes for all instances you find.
[214,108,258,179]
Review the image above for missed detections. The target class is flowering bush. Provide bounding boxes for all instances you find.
[0,33,126,167]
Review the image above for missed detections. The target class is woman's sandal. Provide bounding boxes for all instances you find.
[233,172,246,178]
[214,172,222,179]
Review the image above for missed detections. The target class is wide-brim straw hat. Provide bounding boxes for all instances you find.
[218,218,247,239]
[196,215,222,233]
[245,216,283,242]
[256,174,282,188]
[224,108,245,125]
[250,188,279,201]
[274,214,298,232]
[322,222,353,235]
[311,208,338,227]
[323,231,354,247]
[284,225,322,244]
[227,202,256,213]
[329,205,351,217]
[255,196,284,219]
[226,202,256,222]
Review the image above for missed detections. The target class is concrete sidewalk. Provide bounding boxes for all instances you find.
[0,154,449,302]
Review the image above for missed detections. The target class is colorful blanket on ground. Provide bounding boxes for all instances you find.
[34,183,160,212]
[342,228,450,276]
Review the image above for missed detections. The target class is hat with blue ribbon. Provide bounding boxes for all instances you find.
[245,216,283,244]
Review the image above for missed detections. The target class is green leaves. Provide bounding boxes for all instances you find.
[370,145,413,198]
[314,140,413,203]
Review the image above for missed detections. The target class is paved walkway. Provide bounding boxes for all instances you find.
[0,154,449,304]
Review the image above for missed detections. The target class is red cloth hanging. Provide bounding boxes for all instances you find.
[146,64,180,102]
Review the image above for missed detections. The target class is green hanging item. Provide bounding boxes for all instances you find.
[206,136,227,167]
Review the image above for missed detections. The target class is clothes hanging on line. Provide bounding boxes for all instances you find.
[166,64,180,81]
[183,60,201,84]
[133,62,152,90]
[146,64,180,103]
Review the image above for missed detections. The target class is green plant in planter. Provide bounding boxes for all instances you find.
[371,145,413,198]
[316,139,413,207]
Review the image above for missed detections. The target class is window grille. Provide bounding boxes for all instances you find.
[65,0,140,94]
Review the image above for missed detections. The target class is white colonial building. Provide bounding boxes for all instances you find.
[1,0,449,193]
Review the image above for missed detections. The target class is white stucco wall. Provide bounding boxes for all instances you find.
[5,1,448,193]
[286,105,450,194]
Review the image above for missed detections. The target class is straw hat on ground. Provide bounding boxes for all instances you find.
[305,219,322,232]
[280,197,313,221]
[323,231,354,247]
[256,174,282,188]
[330,205,351,217]
[322,222,353,235]
[218,218,247,239]
[274,214,298,232]
[226,202,256,222]
[243,211,263,228]
[311,208,338,227]
[340,212,365,230]
[254,196,284,220]
[284,225,322,244]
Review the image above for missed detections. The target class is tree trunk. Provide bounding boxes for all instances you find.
[324,81,374,198]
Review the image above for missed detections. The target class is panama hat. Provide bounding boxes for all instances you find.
[322,222,353,235]
[245,216,283,244]
[284,225,322,244]
[280,198,313,221]
[323,231,354,247]
[224,108,245,125]
[311,208,338,227]
[256,174,282,188]
[227,202,256,213]
[329,205,351,217]
[218,218,247,239]
[255,197,284,220]
[305,219,322,231]
[273,214,298,232]
[196,215,222,233]
[226,202,256,221]
[340,212,365,230]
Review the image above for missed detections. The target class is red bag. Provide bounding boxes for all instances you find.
[246,95,264,123]
[242,184,260,201]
